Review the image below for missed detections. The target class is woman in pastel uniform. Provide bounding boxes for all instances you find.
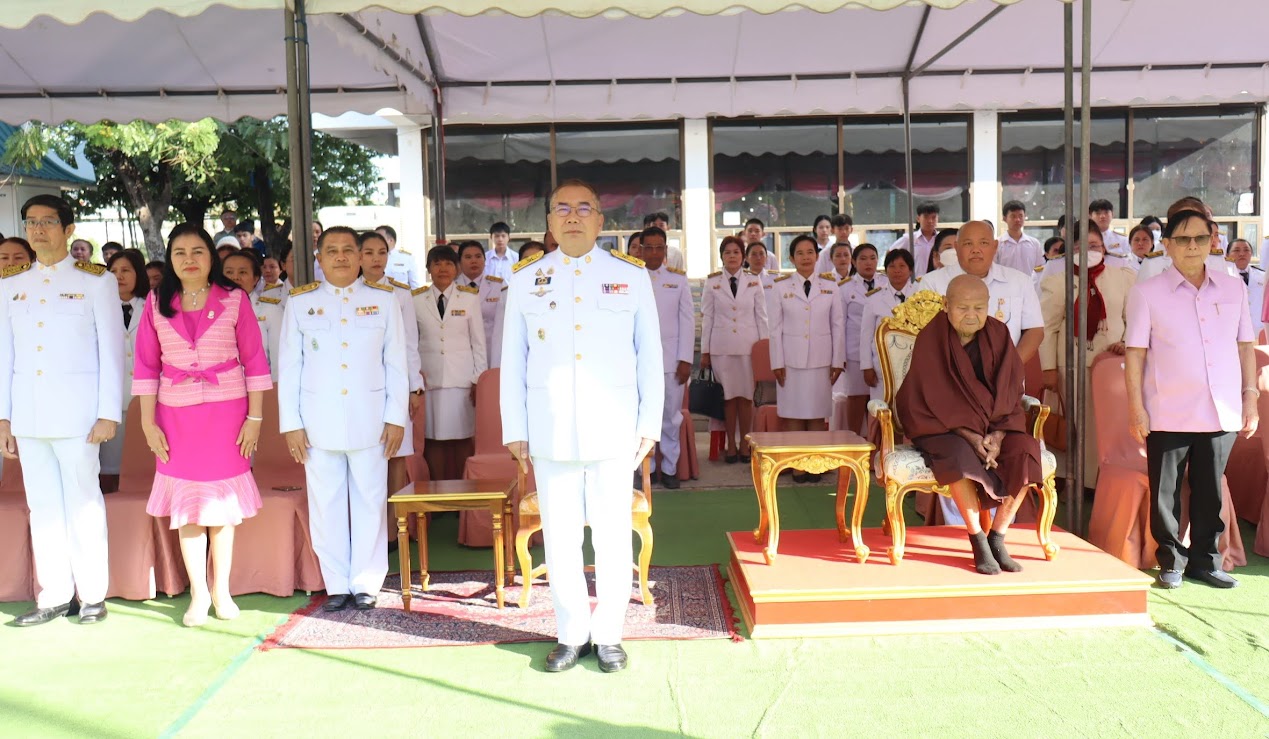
[222,251,283,381]
[860,248,918,401]
[828,242,854,398]
[839,243,878,435]
[413,244,486,481]
[99,249,149,492]
[701,235,769,463]
[133,224,272,627]
[745,240,780,293]
[768,235,845,480]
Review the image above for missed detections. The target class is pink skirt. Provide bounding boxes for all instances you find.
[147,470,262,529]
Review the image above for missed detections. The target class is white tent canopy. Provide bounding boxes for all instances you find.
[2,0,1267,125]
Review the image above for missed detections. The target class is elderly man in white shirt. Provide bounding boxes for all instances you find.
[995,201,1045,274]
[892,203,941,278]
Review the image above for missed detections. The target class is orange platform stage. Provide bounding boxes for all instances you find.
[728,526,1154,639]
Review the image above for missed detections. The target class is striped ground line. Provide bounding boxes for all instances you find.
[159,634,265,738]
[1152,628,1269,719]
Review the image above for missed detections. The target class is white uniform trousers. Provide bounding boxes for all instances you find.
[659,373,685,476]
[19,436,110,607]
[532,456,635,646]
[304,446,389,596]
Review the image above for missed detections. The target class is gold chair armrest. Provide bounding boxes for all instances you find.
[1021,394,1050,441]
[867,400,895,459]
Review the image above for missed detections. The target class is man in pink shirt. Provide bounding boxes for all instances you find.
[1124,208,1258,590]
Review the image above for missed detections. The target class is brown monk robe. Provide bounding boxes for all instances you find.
[897,275,1042,574]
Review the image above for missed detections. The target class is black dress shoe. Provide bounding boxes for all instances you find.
[724,454,739,464]
[595,643,628,673]
[353,593,378,610]
[662,475,680,490]
[323,594,353,612]
[545,642,591,672]
[77,602,107,624]
[1184,568,1239,589]
[13,602,73,627]
[739,453,751,463]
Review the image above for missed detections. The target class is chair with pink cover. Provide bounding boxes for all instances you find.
[461,369,537,547]
[749,339,781,433]
[1254,348,1269,557]
[1087,353,1245,570]
[0,458,34,602]
[1226,347,1269,523]
[115,397,187,599]
[673,383,699,481]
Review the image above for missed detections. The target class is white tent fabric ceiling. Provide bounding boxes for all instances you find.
[0,0,1266,125]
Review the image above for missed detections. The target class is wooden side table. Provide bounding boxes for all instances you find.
[389,479,516,610]
[744,431,874,565]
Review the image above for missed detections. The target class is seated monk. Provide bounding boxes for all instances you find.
[897,274,1042,574]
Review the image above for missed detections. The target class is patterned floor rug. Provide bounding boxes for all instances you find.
[261,565,738,650]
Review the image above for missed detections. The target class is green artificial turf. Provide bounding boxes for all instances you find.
[2,483,1267,738]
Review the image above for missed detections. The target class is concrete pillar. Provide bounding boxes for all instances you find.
[396,123,428,272]
[970,110,1000,227]
[1260,103,1269,256]
[682,119,712,278]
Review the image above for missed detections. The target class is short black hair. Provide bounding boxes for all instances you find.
[222,249,262,279]
[1163,209,1214,239]
[1088,199,1114,214]
[1002,200,1026,217]
[884,248,914,271]
[426,244,459,267]
[1138,215,1164,230]
[20,194,74,227]
[457,240,486,259]
[518,241,545,259]
[357,230,388,249]
[787,234,819,256]
[1070,219,1103,243]
[375,225,398,241]
[916,203,940,217]
[145,259,164,270]
[627,231,642,248]
[641,226,667,243]
[316,226,360,252]
[831,214,853,228]
[106,249,151,299]
[1044,236,1065,256]
[744,217,765,230]
[642,212,670,227]
[101,241,124,255]
[548,179,601,209]
[1,237,35,260]
[233,222,253,234]
[489,222,510,236]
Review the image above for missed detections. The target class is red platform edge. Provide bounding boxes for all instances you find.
[727,527,1153,639]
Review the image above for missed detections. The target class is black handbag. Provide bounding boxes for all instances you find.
[688,368,726,421]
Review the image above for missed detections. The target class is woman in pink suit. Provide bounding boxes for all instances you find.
[132,223,273,627]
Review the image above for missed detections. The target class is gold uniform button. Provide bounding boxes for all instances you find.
[36,346,42,352]
[341,318,348,325]
[341,342,349,348]
[563,257,571,265]
[575,324,581,331]
[341,389,348,395]
[39,298,46,304]
[37,322,43,328]
[576,353,582,360]
[343,297,349,304]
[341,364,348,370]
[43,279,49,285]
[575,269,581,276]
[585,255,592,263]
[575,296,582,304]
[36,370,42,376]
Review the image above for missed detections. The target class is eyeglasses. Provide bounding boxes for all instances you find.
[23,218,61,230]
[1168,234,1212,248]
[551,203,595,218]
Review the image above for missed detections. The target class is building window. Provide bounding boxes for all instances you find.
[1000,113,1128,221]
[712,120,838,231]
[443,126,552,237]
[843,117,970,227]
[1132,109,1257,218]
[555,124,681,233]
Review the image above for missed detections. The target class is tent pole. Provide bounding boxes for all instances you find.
[1074,0,1093,536]
[1062,0,1077,532]
[285,0,314,285]
[431,87,447,243]
[902,76,915,247]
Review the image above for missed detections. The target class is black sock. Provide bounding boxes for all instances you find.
[969,531,1000,575]
[987,531,1023,572]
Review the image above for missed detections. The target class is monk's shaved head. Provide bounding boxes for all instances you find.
[947,274,989,304]
[957,220,994,242]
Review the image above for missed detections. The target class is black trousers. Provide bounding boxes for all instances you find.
[1145,430,1234,572]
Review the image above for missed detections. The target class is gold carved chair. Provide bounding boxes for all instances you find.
[515,456,654,608]
[867,290,1059,565]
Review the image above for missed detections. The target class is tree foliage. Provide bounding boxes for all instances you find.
[2,118,379,259]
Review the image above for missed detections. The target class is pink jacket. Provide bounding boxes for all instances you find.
[132,285,273,407]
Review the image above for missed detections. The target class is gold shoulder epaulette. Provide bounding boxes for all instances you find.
[513,251,545,273]
[457,284,479,295]
[767,270,780,276]
[1033,265,1046,272]
[398,248,412,256]
[486,275,504,283]
[915,276,923,283]
[1210,248,1225,257]
[258,296,281,305]
[412,285,430,296]
[74,261,106,276]
[364,281,393,293]
[865,287,884,297]
[838,276,852,286]
[2,263,30,279]
[388,278,410,291]
[290,281,320,296]
[611,250,645,268]
[772,274,792,283]
[819,272,836,281]
[1143,250,1165,259]
[708,270,722,279]
[667,267,686,276]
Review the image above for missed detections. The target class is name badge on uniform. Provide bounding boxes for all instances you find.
[602,283,629,295]
[820,289,832,295]
[486,297,500,303]
[258,315,267,322]
[748,281,758,288]
[995,298,1005,321]
[450,309,466,317]
[60,293,85,300]
[712,283,720,289]
[356,306,380,317]
[662,283,678,288]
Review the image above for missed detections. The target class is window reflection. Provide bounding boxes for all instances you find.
[555,125,681,231]
[843,118,969,225]
[1133,111,1255,218]
[1000,114,1126,220]
[712,121,838,229]
[443,127,552,236]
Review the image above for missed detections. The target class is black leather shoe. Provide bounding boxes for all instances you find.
[545,642,591,672]
[77,602,107,624]
[353,593,377,610]
[13,602,72,627]
[1184,568,1239,589]
[595,643,628,673]
[724,454,739,464]
[323,594,353,612]
[662,475,680,490]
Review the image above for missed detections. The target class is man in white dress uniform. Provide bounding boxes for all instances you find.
[279,226,409,613]
[640,226,694,489]
[501,180,663,674]
[0,194,123,626]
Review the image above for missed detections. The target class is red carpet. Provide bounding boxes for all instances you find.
[262,565,737,650]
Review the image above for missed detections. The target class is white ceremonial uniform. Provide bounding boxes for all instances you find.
[769,272,846,419]
[1136,249,1238,283]
[99,295,146,475]
[995,232,1045,274]
[1103,230,1131,256]
[1236,265,1266,335]
[385,247,420,289]
[260,280,289,308]
[892,230,939,277]
[485,248,514,282]
[0,257,123,608]
[858,281,919,400]
[251,293,284,381]
[920,261,1044,345]
[814,240,838,275]
[647,264,694,477]
[368,276,422,457]
[500,246,663,646]
[413,281,487,441]
[459,274,507,369]
[839,274,878,398]
[701,267,769,401]
[665,245,686,272]
[278,280,409,597]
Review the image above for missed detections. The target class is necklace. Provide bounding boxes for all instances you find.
[182,284,210,306]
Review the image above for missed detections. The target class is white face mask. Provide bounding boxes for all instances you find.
[1073,250,1104,268]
